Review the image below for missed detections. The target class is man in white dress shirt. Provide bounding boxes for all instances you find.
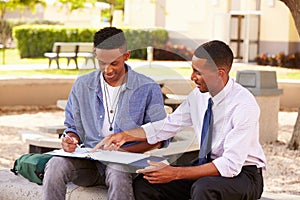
[94,40,267,200]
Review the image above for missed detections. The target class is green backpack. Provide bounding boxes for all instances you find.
[11,153,53,185]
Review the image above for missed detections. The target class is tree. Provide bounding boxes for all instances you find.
[57,0,124,26]
[57,0,97,10]
[100,0,124,26]
[279,0,300,150]
[0,0,45,64]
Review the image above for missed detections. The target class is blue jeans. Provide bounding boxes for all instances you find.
[42,157,135,200]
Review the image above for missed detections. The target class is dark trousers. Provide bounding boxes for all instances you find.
[133,166,263,200]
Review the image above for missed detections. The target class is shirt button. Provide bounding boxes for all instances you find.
[100,115,103,118]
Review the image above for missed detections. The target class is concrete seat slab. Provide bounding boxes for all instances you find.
[0,169,107,200]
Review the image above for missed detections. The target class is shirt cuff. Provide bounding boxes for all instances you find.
[142,123,158,145]
[212,157,241,177]
[64,128,78,136]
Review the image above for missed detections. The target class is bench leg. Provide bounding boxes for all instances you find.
[91,57,96,69]
[85,57,96,69]
[74,58,78,69]
[66,58,78,69]
[55,58,60,69]
[48,58,60,69]
[48,58,52,68]
[84,57,87,66]
[67,58,71,68]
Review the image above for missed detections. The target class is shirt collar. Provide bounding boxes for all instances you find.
[88,63,134,90]
[211,77,234,106]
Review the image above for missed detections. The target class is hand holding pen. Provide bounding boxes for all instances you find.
[61,132,81,153]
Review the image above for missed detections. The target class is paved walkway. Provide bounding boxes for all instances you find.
[260,192,300,200]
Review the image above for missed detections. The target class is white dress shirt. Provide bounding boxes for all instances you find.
[142,78,267,177]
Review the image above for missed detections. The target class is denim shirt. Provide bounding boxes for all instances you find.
[64,64,167,148]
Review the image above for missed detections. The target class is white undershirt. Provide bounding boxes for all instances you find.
[100,74,124,137]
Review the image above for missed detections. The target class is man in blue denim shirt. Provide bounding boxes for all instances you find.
[42,27,167,200]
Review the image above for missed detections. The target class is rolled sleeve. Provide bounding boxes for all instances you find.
[142,122,171,148]
[212,157,241,177]
[142,121,165,144]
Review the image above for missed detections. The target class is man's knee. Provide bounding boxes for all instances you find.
[45,157,68,176]
[105,165,133,186]
[191,177,219,199]
[133,175,151,199]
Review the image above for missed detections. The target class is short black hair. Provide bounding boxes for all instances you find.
[93,27,127,51]
[194,40,233,71]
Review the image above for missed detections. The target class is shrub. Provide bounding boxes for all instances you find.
[154,42,194,61]
[124,28,169,59]
[13,26,169,59]
[255,52,300,69]
[13,25,97,58]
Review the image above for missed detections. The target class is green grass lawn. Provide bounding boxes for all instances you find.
[0,48,300,80]
[0,48,48,65]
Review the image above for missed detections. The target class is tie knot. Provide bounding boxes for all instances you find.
[208,98,213,108]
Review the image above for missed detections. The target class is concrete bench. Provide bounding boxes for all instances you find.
[0,169,108,200]
[39,125,66,135]
[157,79,196,110]
[44,42,95,69]
[20,130,62,153]
[2,168,299,200]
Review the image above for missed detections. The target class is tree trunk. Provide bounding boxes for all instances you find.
[280,0,300,33]
[288,108,300,150]
[279,0,300,150]
[0,6,6,65]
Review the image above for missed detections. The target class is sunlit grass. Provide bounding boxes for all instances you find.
[0,69,94,76]
[0,48,300,80]
[0,48,47,65]
[0,67,192,77]
[0,48,88,66]
[0,64,300,80]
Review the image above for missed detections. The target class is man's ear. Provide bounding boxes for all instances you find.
[124,50,130,61]
[218,68,226,77]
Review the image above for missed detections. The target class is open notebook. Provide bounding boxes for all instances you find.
[46,148,167,170]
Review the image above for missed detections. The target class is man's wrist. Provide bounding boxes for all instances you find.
[123,128,147,142]
[64,131,80,143]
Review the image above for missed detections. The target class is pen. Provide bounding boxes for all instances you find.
[62,132,82,148]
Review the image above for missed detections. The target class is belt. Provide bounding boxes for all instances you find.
[242,165,262,174]
[257,167,262,174]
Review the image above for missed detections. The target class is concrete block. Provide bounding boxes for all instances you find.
[236,70,283,96]
[255,96,280,143]
[0,169,107,200]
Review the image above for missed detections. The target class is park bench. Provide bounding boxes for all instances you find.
[44,42,95,69]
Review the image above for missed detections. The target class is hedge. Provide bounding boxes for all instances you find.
[13,25,169,59]
[255,52,300,69]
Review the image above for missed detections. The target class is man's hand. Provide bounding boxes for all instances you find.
[92,132,127,152]
[137,161,178,184]
[61,132,79,153]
